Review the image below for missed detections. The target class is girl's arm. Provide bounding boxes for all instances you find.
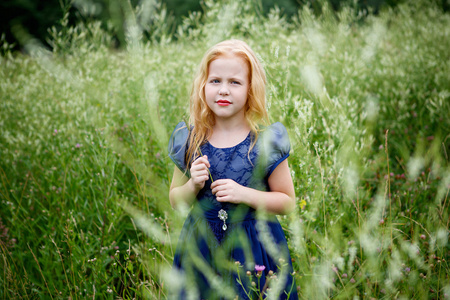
[211,159,296,215]
[169,155,210,209]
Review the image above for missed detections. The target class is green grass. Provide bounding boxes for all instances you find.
[1,0,449,299]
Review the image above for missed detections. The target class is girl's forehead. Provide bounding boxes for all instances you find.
[214,51,244,61]
[208,56,249,77]
[209,54,249,71]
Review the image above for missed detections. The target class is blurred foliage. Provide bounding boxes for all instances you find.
[2,0,449,50]
[0,0,450,299]
[1,0,449,298]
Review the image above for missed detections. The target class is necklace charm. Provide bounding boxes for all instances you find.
[218,209,228,231]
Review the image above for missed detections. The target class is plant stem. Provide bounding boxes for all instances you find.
[197,147,214,183]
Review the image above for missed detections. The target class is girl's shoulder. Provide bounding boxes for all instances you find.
[168,121,190,148]
[168,121,191,172]
[258,122,289,145]
[257,122,290,176]
[261,122,288,135]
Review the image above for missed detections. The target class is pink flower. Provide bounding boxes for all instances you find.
[76,143,81,148]
[255,265,266,272]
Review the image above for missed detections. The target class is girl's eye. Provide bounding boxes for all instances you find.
[231,81,240,85]
[210,79,220,83]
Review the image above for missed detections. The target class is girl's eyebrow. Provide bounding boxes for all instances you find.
[207,74,246,82]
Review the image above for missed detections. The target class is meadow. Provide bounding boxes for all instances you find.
[0,0,449,299]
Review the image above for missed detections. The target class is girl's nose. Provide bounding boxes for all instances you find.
[219,85,230,95]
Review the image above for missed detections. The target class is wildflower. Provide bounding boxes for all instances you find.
[299,198,306,210]
[76,143,81,148]
[342,273,348,278]
[246,271,251,276]
[350,278,356,283]
[405,267,411,273]
[255,265,265,272]
[420,234,426,240]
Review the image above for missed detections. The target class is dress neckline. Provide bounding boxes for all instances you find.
[207,131,251,150]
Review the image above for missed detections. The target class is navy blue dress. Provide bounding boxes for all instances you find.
[168,122,298,300]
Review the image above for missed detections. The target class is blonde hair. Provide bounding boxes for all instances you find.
[186,39,269,168]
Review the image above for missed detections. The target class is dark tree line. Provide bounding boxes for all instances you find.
[1,0,448,51]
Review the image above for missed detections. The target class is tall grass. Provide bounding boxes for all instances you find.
[1,0,449,298]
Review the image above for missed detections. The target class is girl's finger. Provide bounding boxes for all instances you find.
[212,184,227,195]
[216,195,229,202]
[191,162,209,174]
[193,155,210,168]
[192,170,208,178]
[210,179,226,189]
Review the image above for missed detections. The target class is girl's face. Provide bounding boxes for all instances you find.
[204,55,249,123]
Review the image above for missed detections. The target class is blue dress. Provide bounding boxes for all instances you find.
[168,122,298,300]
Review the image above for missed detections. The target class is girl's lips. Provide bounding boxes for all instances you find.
[216,100,231,106]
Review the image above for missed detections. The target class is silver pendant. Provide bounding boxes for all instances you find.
[218,209,228,231]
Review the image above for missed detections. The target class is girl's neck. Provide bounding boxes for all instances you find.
[208,118,250,148]
[213,117,249,133]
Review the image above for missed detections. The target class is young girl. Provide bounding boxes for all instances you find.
[168,39,298,299]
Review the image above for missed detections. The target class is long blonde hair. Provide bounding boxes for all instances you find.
[186,39,269,168]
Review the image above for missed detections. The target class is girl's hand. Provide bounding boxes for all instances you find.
[211,179,247,204]
[190,155,210,192]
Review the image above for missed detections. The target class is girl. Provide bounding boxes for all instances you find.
[168,39,298,299]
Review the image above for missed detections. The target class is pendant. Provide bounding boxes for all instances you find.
[218,209,228,231]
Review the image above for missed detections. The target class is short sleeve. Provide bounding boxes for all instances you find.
[258,122,291,177]
[168,122,190,175]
